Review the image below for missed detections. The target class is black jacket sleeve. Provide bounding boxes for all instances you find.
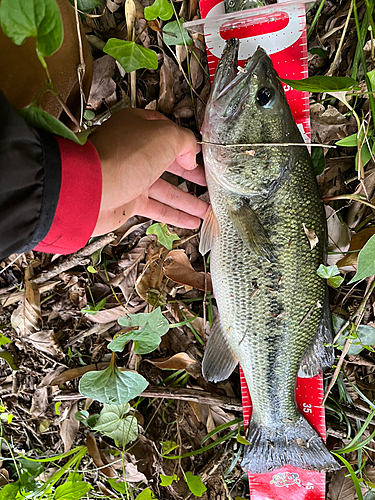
[0,92,62,260]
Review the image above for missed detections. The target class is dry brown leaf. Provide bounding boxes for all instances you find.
[135,241,168,301]
[158,54,178,114]
[311,103,350,144]
[30,387,48,419]
[326,205,352,267]
[189,47,204,90]
[106,0,123,12]
[86,303,144,324]
[0,280,58,307]
[28,330,63,358]
[148,352,197,371]
[197,79,210,130]
[337,227,375,268]
[11,299,39,337]
[327,468,357,500]
[88,55,117,110]
[147,19,161,31]
[60,402,79,453]
[173,96,194,119]
[48,362,109,386]
[86,433,117,478]
[25,263,41,321]
[163,249,212,292]
[0,468,9,487]
[302,223,319,250]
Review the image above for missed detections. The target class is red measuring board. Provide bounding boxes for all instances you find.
[185,2,327,498]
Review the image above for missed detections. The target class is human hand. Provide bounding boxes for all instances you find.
[90,108,208,237]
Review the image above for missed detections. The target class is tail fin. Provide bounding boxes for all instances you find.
[242,415,339,473]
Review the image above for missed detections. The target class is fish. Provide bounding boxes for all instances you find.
[224,0,266,14]
[200,38,339,474]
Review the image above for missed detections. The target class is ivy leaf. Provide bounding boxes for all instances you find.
[311,146,325,175]
[279,75,359,93]
[160,474,178,486]
[93,404,138,446]
[146,223,180,250]
[69,0,101,12]
[109,308,170,354]
[161,440,178,454]
[0,0,63,57]
[317,264,343,288]
[144,0,173,21]
[0,483,20,500]
[19,107,89,144]
[104,39,158,73]
[135,488,157,500]
[79,362,148,404]
[336,133,358,147]
[54,481,91,500]
[332,315,375,355]
[184,472,207,497]
[0,333,11,347]
[348,234,375,283]
[163,19,193,46]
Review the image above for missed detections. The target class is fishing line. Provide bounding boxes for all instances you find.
[197,141,337,148]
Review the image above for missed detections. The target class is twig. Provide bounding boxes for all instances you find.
[73,0,87,127]
[322,277,375,405]
[53,385,243,411]
[198,141,336,148]
[32,233,116,284]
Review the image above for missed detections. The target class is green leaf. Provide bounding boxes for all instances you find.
[311,146,325,175]
[161,440,178,454]
[367,69,375,90]
[104,39,158,73]
[87,265,97,273]
[279,75,359,93]
[0,483,20,500]
[236,435,251,445]
[349,234,375,283]
[135,488,157,500]
[107,478,128,494]
[109,308,169,354]
[184,472,207,497]
[79,362,148,404]
[0,349,18,370]
[336,133,358,147]
[308,47,329,59]
[332,315,375,355]
[69,0,101,12]
[317,264,340,279]
[93,404,138,446]
[54,481,91,500]
[328,275,344,288]
[54,402,62,416]
[0,0,63,57]
[146,223,180,250]
[19,107,88,145]
[144,0,173,21]
[0,333,11,347]
[160,474,178,486]
[163,19,193,46]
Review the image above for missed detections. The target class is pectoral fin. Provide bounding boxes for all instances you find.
[199,206,219,255]
[202,315,238,383]
[227,198,276,262]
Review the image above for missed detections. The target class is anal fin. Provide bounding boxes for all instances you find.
[227,197,276,263]
[298,290,335,378]
[202,315,238,382]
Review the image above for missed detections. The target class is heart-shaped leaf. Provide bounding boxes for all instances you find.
[104,39,158,73]
[144,0,173,21]
[93,404,138,446]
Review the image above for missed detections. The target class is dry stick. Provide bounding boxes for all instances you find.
[327,0,353,76]
[32,233,116,284]
[322,276,375,406]
[53,385,242,411]
[125,0,137,108]
[323,193,375,211]
[73,0,87,127]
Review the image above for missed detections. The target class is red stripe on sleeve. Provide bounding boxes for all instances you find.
[34,137,102,254]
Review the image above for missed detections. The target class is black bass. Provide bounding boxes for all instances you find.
[200,39,339,473]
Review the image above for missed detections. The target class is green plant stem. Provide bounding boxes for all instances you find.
[328,1,354,76]
[307,0,327,40]
[353,0,375,120]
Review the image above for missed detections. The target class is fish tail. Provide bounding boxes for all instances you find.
[242,415,339,473]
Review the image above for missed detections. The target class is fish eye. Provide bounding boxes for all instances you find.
[256,87,274,107]
[228,0,235,6]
